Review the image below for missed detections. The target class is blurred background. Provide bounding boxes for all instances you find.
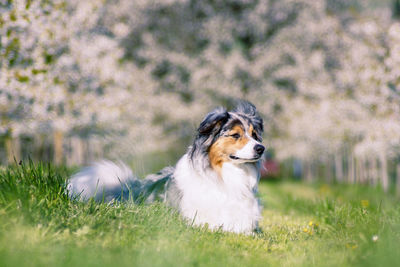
[1,0,400,193]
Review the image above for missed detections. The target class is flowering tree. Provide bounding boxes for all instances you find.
[1,0,400,192]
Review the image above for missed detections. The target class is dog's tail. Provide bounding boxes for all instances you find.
[67,160,174,203]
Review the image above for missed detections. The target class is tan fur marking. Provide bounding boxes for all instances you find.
[248,124,259,140]
[209,124,251,177]
[248,124,254,135]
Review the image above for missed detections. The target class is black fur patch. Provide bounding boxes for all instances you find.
[232,100,263,136]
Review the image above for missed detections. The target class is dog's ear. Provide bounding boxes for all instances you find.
[232,100,257,117]
[198,107,230,136]
[232,100,264,133]
[189,107,230,164]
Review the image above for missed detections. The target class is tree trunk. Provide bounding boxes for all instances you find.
[379,152,389,192]
[5,135,13,164]
[365,156,372,184]
[356,156,366,184]
[5,135,21,164]
[325,157,333,183]
[335,151,344,183]
[361,157,367,184]
[53,130,64,165]
[305,160,313,182]
[347,151,355,184]
[370,157,377,186]
[66,136,84,166]
[91,138,102,160]
[355,157,360,183]
[396,162,400,198]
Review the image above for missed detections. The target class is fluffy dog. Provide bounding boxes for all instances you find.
[68,101,265,234]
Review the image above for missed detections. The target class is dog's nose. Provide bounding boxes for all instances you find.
[254,144,265,155]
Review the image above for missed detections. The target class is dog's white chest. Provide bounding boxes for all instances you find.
[173,155,261,234]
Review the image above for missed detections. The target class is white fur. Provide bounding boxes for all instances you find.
[234,134,261,161]
[174,154,261,234]
[67,160,135,202]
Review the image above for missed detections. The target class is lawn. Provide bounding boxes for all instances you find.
[0,162,399,267]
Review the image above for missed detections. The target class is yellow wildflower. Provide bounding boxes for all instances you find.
[346,243,358,249]
[319,184,330,194]
[361,200,369,208]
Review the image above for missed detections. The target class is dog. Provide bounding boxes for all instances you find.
[68,101,265,234]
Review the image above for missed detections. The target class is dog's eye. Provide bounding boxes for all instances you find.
[230,133,240,139]
[252,132,259,140]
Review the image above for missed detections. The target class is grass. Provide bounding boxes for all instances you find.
[0,162,399,267]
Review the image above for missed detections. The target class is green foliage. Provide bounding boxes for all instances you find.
[0,163,399,266]
[0,161,70,223]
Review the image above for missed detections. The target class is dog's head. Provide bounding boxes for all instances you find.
[189,101,264,171]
